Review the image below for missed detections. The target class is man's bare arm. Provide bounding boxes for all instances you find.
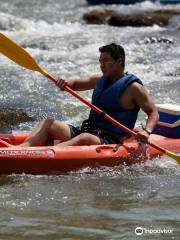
[55,74,101,91]
[131,82,159,132]
[72,74,101,91]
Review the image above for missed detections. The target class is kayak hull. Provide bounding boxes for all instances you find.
[0,133,179,174]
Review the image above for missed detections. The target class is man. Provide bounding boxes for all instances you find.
[18,43,159,147]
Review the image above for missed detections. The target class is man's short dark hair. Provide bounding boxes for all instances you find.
[99,43,125,69]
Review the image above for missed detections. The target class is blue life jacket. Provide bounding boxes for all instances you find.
[89,73,143,136]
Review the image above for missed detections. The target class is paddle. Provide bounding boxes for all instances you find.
[0,33,179,162]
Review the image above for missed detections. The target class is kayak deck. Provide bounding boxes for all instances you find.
[0,132,179,174]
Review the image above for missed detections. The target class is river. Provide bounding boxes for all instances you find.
[0,0,180,239]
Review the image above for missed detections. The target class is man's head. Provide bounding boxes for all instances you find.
[99,43,125,68]
[99,43,125,78]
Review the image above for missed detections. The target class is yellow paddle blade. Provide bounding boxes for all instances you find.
[0,33,48,77]
[166,150,180,162]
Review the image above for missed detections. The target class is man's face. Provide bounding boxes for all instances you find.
[99,52,120,77]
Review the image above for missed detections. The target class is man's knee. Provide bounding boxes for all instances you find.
[37,119,60,134]
[39,119,55,127]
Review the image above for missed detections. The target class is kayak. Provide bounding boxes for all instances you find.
[86,0,180,5]
[0,35,179,174]
[0,131,179,175]
[0,103,179,174]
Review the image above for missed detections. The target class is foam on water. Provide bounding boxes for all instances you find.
[0,14,82,39]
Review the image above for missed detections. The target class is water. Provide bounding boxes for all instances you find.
[0,0,180,239]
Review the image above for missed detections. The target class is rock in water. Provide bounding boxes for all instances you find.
[0,107,34,129]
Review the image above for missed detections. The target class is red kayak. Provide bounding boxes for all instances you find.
[0,34,179,174]
[0,131,179,175]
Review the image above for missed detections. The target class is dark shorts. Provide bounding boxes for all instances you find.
[68,120,127,144]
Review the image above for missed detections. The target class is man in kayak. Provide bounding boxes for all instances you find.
[17,43,159,147]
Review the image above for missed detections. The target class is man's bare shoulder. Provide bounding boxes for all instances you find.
[89,74,102,87]
[129,81,143,89]
[127,81,145,94]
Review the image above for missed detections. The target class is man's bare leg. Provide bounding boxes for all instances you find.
[54,132,101,148]
[18,119,71,147]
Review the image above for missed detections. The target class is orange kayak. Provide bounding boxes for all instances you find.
[0,132,179,175]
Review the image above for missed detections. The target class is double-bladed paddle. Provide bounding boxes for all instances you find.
[0,33,179,162]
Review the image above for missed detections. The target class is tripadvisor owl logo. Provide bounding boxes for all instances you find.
[134,226,173,235]
[135,227,143,235]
